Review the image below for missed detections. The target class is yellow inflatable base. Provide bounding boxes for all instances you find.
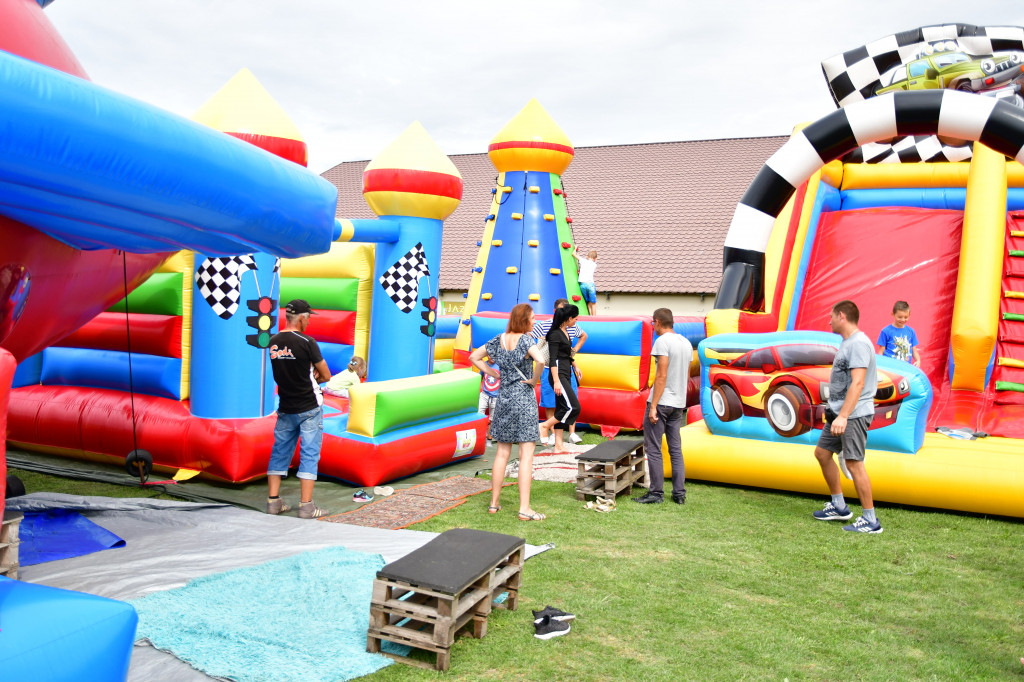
[667,422,1024,518]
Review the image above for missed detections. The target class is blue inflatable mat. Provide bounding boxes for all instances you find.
[20,510,126,566]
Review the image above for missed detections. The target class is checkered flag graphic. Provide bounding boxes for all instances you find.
[194,255,257,319]
[845,135,975,164]
[822,24,1024,107]
[379,242,431,313]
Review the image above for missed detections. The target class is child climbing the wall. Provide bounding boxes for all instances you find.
[323,356,367,397]
[877,301,921,367]
[572,245,598,316]
[478,359,500,441]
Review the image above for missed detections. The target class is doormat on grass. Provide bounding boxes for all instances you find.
[129,546,405,682]
[322,475,511,529]
[505,446,595,483]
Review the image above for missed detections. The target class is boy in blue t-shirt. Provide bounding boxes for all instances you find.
[876,300,920,367]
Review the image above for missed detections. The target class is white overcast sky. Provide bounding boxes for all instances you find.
[46,1,1024,174]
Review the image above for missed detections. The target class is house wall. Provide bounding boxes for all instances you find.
[440,290,716,317]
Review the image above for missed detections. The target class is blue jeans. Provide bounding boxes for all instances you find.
[579,281,597,304]
[268,406,323,480]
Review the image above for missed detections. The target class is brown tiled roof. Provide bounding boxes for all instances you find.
[321,135,789,294]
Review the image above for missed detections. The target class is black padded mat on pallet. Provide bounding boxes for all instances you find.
[377,528,524,594]
[574,438,643,462]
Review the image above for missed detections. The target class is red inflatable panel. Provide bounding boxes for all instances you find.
[0,0,89,78]
[0,217,169,363]
[281,309,355,346]
[7,385,488,485]
[55,313,183,358]
[0,348,16,515]
[318,417,488,486]
[7,386,273,481]
[794,208,962,400]
[575,387,650,431]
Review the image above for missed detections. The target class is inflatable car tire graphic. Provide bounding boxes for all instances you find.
[711,383,742,422]
[765,384,811,437]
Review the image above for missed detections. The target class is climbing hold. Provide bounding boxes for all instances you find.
[528,240,539,247]
[528,294,540,301]
[511,213,523,220]
[482,293,493,300]
[550,268,561,275]
[491,240,502,247]
[543,214,554,221]
[529,186,540,193]
[506,266,518,274]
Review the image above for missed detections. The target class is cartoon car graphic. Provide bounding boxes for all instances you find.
[875,51,1024,95]
[708,343,911,438]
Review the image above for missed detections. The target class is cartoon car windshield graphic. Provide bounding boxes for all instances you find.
[876,50,1024,95]
[708,343,911,437]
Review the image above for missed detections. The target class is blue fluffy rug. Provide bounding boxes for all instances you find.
[129,546,405,682]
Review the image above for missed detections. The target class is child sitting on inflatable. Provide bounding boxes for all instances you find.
[323,356,367,397]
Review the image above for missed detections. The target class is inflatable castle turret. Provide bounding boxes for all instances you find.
[335,122,463,382]
[455,99,581,350]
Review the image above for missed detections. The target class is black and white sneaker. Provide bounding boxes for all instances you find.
[532,605,575,624]
[533,615,571,640]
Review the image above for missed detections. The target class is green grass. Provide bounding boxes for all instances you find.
[9,467,185,501]
[10,462,1024,680]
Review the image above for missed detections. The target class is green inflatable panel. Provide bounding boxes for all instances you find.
[108,272,183,316]
[372,370,481,435]
[280,277,358,311]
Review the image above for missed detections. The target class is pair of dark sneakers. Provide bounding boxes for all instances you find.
[633,490,686,505]
[532,605,575,639]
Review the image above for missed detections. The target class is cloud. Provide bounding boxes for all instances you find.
[45,0,1024,172]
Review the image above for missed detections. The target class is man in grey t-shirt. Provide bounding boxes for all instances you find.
[634,308,693,505]
[811,300,883,534]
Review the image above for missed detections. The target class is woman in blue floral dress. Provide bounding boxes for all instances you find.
[470,303,547,521]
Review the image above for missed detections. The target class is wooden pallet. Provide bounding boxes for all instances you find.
[1,511,22,579]
[575,438,645,501]
[367,528,525,671]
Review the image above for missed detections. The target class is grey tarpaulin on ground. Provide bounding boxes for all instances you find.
[9,494,550,682]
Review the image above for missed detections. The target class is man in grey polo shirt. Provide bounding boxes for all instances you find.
[634,308,693,505]
[812,300,883,534]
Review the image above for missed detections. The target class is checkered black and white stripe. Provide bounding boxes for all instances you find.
[194,255,257,319]
[845,135,975,164]
[379,242,431,313]
[822,24,1024,107]
[718,90,1024,309]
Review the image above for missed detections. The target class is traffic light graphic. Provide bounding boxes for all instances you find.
[246,296,278,348]
[420,296,437,337]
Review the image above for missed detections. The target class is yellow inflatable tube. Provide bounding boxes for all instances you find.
[950,143,1007,390]
[670,423,1024,517]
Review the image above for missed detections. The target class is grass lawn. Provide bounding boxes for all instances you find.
[10,458,1024,680]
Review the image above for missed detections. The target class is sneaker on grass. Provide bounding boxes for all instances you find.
[533,615,571,639]
[532,605,575,624]
[843,516,883,534]
[812,501,853,521]
[569,432,583,444]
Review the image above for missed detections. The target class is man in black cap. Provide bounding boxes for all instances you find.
[266,299,332,518]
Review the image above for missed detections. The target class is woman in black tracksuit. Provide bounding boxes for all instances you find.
[538,304,582,452]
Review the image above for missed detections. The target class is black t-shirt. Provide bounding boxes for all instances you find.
[546,328,574,380]
[269,330,324,414]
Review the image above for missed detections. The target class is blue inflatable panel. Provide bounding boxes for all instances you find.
[0,577,137,681]
[41,347,182,400]
[574,320,646,356]
[436,315,461,339]
[470,315,513,349]
[674,320,706,347]
[12,352,42,388]
[698,331,931,453]
[0,49,336,257]
[20,510,126,566]
[840,187,1024,211]
[320,342,355,374]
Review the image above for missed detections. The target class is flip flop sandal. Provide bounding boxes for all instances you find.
[487,505,501,514]
[518,511,546,521]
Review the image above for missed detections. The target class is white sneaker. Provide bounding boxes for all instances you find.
[570,433,583,444]
[545,435,555,446]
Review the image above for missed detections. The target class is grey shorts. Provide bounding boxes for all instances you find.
[817,414,870,461]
